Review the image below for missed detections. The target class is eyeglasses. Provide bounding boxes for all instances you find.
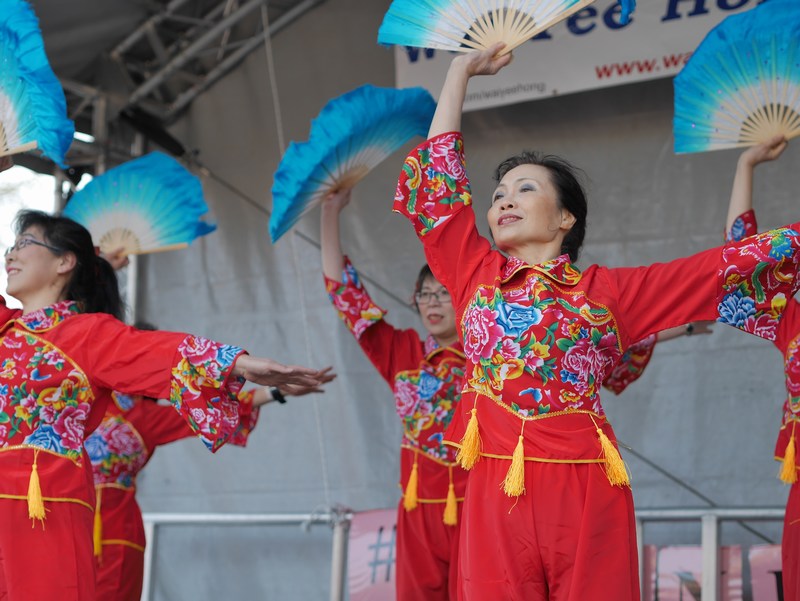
[415,289,451,304]
[5,237,63,258]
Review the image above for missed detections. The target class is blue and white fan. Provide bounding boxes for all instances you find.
[674,0,800,154]
[0,0,74,167]
[378,0,635,53]
[269,85,436,242]
[63,152,216,255]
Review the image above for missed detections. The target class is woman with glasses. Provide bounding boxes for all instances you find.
[392,44,800,599]
[0,210,329,601]
[321,189,467,601]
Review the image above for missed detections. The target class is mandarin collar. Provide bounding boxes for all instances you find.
[501,253,582,286]
[424,334,465,360]
[16,300,81,332]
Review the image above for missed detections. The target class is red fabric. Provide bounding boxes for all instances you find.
[458,454,638,601]
[396,498,462,601]
[784,482,800,601]
[95,543,143,601]
[0,498,95,601]
[603,334,657,395]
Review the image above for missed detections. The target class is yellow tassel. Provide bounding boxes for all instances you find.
[456,405,481,469]
[403,457,419,511]
[502,434,526,497]
[93,488,103,559]
[27,450,46,526]
[597,426,630,487]
[443,466,458,526]
[780,431,798,485]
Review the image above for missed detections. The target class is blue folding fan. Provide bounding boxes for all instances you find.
[674,0,800,154]
[63,152,216,255]
[0,0,74,167]
[378,0,636,53]
[269,85,436,242]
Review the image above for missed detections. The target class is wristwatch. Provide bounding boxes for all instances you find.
[270,387,287,404]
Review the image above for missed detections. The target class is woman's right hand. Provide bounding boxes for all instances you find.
[321,188,352,215]
[452,42,513,78]
[740,134,788,168]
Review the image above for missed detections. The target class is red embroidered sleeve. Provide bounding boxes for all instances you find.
[605,222,800,347]
[324,259,424,385]
[725,209,758,242]
[76,315,247,453]
[603,334,657,395]
[228,389,260,447]
[393,132,495,312]
[324,257,386,340]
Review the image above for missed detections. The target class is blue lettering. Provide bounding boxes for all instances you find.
[662,0,710,21]
[530,29,552,41]
[567,7,597,35]
[404,47,435,63]
[718,0,749,8]
[604,3,631,29]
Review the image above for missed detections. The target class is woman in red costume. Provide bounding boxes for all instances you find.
[0,210,328,601]
[321,189,467,600]
[393,45,800,600]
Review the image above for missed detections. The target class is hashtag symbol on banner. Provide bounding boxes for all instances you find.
[367,525,396,584]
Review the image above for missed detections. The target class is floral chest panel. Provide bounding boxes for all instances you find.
[86,411,148,488]
[784,334,800,422]
[0,329,94,462]
[393,355,465,461]
[461,272,622,418]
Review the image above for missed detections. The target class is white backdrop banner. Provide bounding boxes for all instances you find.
[394,0,764,111]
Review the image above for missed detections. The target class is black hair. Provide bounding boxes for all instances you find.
[412,264,434,313]
[133,321,157,331]
[14,210,124,320]
[493,151,588,263]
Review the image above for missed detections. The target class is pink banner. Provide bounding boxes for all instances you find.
[656,546,742,601]
[348,509,397,601]
[749,545,783,601]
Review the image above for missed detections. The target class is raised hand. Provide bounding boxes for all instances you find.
[102,247,130,271]
[741,134,788,168]
[453,42,513,77]
[0,156,13,174]
[322,188,352,215]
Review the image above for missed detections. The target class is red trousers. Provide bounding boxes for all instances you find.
[458,458,639,601]
[0,499,95,601]
[396,500,463,601]
[95,544,144,601]
[784,482,800,601]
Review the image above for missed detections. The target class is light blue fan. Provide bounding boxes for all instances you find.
[0,0,74,167]
[674,0,800,154]
[378,0,636,53]
[63,152,216,255]
[269,85,436,242]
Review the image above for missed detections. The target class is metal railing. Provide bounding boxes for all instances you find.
[141,509,352,601]
[141,506,785,601]
[636,507,785,601]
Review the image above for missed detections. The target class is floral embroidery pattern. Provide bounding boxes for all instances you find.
[170,336,245,452]
[394,351,465,460]
[718,226,800,341]
[463,272,621,417]
[783,335,800,422]
[228,389,259,447]
[17,300,81,332]
[86,415,147,488]
[394,133,472,236]
[325,259,386,340]
[726,209,758,243]
[0,327,94,462]
[603,334,657,395]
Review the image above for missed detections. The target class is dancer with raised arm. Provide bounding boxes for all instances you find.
[393,44,800,599]
[0,210,328,601]
[321,189,467,600]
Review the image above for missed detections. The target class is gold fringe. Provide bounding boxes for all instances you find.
[457,404,481,469]
[403,453,419,511]
[443,466,458,525]
[94,488,103,559]
[781,425,798,484]
[27,449,46,526]
[595,421,629,487]
[502,423,526,497]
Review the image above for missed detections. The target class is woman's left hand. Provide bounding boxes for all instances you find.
[234,355,332,388]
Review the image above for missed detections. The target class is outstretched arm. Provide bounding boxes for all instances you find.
[320,189,351,280]
[725,135,788,234]
[251,367,337,406]
[428,42,512,138]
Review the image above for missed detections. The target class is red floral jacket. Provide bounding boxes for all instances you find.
[393,132,800,469]
[86,390,258,550]
[0,300,246,513]
[325,258,468,502]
